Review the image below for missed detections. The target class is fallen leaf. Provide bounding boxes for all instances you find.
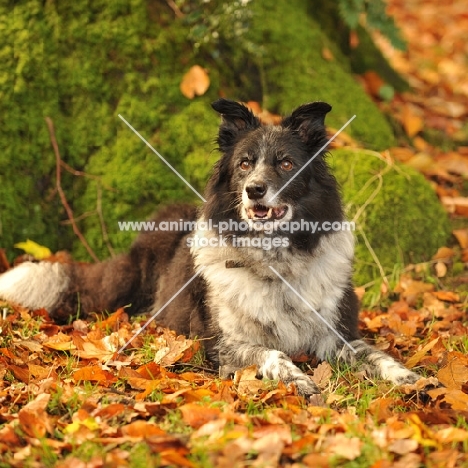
[405,338,439,369]
[452,228,468,249]
[435,261,447,278]
[388,438,418,455]
[432,247,456,261]
[234,365,264,397]
[18,393,52,438]
[43,332,76,351]
[321,47,334,61]
[179,403,221,428]
[402,105,424,137]
[437,352,468,390]
[325,434,362,460]
[180,65,210,99]
[73,366,117,386]
[311,362,332,389]
[14,239,52,260]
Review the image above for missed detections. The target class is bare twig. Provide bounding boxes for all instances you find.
[166,0,184,18]
[45,117,100,263]
[96,185,116,257]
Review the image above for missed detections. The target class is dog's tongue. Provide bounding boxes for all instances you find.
[253,205,269,218]
[248,205,286,220]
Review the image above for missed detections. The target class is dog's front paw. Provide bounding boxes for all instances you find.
[286,374,321,396]
[259,351,320,396]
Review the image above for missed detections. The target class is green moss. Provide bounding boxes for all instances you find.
[329,148,451,292]
[74,100,220,259]
[244,0,396,150]
[0,0,399,261]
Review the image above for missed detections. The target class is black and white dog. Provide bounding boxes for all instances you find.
[0,99,424,395]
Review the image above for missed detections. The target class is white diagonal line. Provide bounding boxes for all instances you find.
[269,266,357,353]
[118,114,207,203]
[108,266,206,361]
[268,115,356,202]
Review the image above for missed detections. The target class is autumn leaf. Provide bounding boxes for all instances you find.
[402,105,424,138]
[18,393,53,438]
[14,239,52,260]
[437,352,468,390]
[180,65,210,99]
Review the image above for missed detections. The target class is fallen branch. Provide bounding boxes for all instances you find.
[45,117,100,263]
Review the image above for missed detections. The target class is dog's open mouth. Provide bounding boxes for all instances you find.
[247,204,288,220]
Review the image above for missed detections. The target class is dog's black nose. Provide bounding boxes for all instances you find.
[246,182,267,200]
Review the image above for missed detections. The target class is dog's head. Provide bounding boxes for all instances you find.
[204,99,343,243]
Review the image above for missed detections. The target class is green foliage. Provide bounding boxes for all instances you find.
[181,0,258,58]
[1,0,398,260]
[330,148,451,293]
[246,0,396,150]
[337,0,406,50]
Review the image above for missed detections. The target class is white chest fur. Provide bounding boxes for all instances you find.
[192,228,354,359]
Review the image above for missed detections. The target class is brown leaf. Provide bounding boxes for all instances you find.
[234,365,264,397]
[121,421,166,438]
[95,307,128,329]
[321,47,334,61]
[437,352,468,390]
[453,228,468,249]
[405,338,439,369]
[402,105,424,137]
[7,365,30,383]
[432,247,456,261]
[18,393,52,438]
[433,291,460,302]
[441,196,468,216]
[388,438,418,455]
[43,332,76,351]
[311,362,333,389]
[325,434,362,460]
[434,261,447,278]
[179,403,221,428]
[73,366,117,386]
[180,65,210,99]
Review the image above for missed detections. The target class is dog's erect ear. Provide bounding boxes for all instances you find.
[282,102,332,145]
[212,99,261,151]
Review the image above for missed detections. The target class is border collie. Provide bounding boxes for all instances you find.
[0,99,424,395]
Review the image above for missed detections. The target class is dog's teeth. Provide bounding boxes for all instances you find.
[267,208,273,219]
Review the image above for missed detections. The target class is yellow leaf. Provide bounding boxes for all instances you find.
[405,337,439,369]
[14,239,52,260]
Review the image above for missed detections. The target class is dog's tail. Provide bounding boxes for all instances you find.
[0,204,197,323]
[0,254,146,323]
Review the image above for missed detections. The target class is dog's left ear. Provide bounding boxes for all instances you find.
[282,102,331,145]
[212,99,261,151]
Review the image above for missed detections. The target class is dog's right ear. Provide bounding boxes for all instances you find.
[212,99,261,151]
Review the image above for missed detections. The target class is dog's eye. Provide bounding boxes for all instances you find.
[240,160,251,171]
[280,160,293,171]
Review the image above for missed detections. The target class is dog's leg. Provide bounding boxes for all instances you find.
[219,343,320,395]
[336,339,421,385]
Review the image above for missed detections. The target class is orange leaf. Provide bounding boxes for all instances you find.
[402,105,424,137]
[121,420,166,438]
[179,403,221,428]
[437,352,468,390]
[432,246,456,261]
[180,65,210,99]
[321,47,334,61]
[73,366,117,385]
[95,307,128,329]
[433,291,460,302]
[18,393,52,438]
[405,338,439,369]
[43,332,76,351]
[453,228,468,249]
